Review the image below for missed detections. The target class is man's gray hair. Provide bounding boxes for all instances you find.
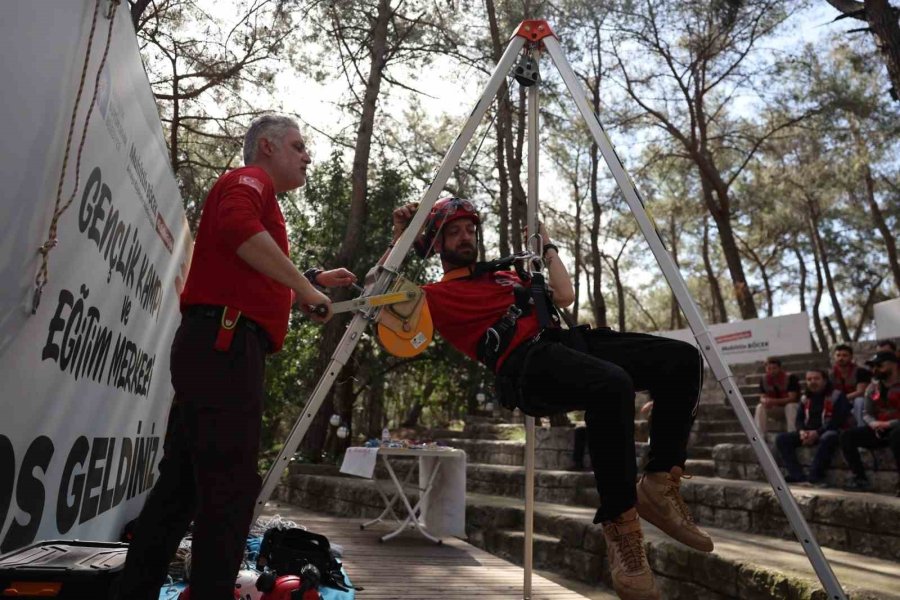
[243,114,300,165]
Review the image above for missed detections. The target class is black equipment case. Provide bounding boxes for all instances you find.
[0,540,127,598]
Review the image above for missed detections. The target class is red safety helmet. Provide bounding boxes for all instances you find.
[413,197,481,258]
[259,575,319,600]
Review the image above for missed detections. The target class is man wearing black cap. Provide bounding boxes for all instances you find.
[839,351,900,495]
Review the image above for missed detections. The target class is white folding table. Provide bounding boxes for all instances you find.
[341,446,466,544]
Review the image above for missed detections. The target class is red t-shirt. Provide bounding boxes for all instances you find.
[423,267,540,371]
[180,166,292,352]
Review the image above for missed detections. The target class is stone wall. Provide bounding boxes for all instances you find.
[713,443,898,495]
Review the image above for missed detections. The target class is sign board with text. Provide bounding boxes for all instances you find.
[0,1,191,552]
[874,298,900,339]
[655,313,812,365]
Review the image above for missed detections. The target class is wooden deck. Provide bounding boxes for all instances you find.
[261,502,609,599]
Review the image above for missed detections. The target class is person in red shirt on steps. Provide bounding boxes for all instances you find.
[117,115,356,600]
[390,198,711,600]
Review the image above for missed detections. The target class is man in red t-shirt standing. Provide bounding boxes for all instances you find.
[117,115,356,600]
[390,199,711,600]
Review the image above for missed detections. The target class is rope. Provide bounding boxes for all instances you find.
[32,0,119,314]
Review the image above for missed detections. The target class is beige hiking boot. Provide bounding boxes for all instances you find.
[601,508,660,600]
[636,469,714,552]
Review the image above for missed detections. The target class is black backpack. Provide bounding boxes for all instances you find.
[256,528,352,592]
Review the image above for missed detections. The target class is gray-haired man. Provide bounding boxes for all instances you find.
[117,115,355,599]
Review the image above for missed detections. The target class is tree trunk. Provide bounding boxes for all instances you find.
[741,240,774,317]
[705,184,758,320]
[507,87,527,251]
[366,380,385,438]
[573,178,582,320]
[791,246,818,351]
[806,195,851,341]
[668,214,680,330]
[485,0,511,257]
[302,0,392,456]
[335,0,390,268]
[588,147,607,327]
[691,107,758,319]
[130,0,152,30]
[864,165,900,293]
[702,216,728,323]
[612,259,626,332]
[824,316,838,346]
[809,234,830,353]
[401,381,433,427]
[792,245,808,314]
[866,0,900,101]
[169,57,180,172]
[585,267,595,312]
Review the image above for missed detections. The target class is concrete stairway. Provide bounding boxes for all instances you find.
[276,469,900,599]
[276,350,900,599]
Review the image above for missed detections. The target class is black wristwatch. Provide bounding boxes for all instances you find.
[542,243,559,257]
[303,268,324,288]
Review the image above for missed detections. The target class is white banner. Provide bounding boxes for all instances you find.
[655,313,812,365]
[0,1,190,552]
[874,298,900,339]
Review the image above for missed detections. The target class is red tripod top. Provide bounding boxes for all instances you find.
[513,20,557,42]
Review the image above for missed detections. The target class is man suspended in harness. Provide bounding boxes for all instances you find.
[387,197,712,600]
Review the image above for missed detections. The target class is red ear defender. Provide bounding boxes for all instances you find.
[413,197,481,258]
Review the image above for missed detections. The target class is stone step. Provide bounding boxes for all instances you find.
[466,493,899,599]
[692,419,744,434]
[697,404,742,420]
[688,459,715,477]
[713,442,899,496]
[463,463,900,561]
[427,427,471,439]
[479,529,594,583]
[467,494,900,600]
[276,473,899,599]
[464,414,511,425]
[691,431,749,446]
[738,387,761,402]
[689,445,714,459]
[462,422,526,440]
[439,438,526,466]
[634,441,712,461]
[444,435,710,471]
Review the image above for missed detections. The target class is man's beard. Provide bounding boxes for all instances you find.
[441,244,477,267]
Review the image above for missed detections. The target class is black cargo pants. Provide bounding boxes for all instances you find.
[499,327,703,523]
[117,313,268,600]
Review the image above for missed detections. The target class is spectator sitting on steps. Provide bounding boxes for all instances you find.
[830,343,872,426]
[774,369,850,487]
[876,339,898,362]
[840,351,900,495]
[754,357,801,435]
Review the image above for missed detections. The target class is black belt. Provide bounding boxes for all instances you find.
[183,304,270,348]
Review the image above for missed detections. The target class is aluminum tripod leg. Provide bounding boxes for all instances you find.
[523,417,535,599]
[522,53,542,599]
[252,34,528,522]
[541,34,847,600]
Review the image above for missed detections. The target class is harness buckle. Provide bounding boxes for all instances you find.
[506,304,523,320]
[484,328,502,352]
